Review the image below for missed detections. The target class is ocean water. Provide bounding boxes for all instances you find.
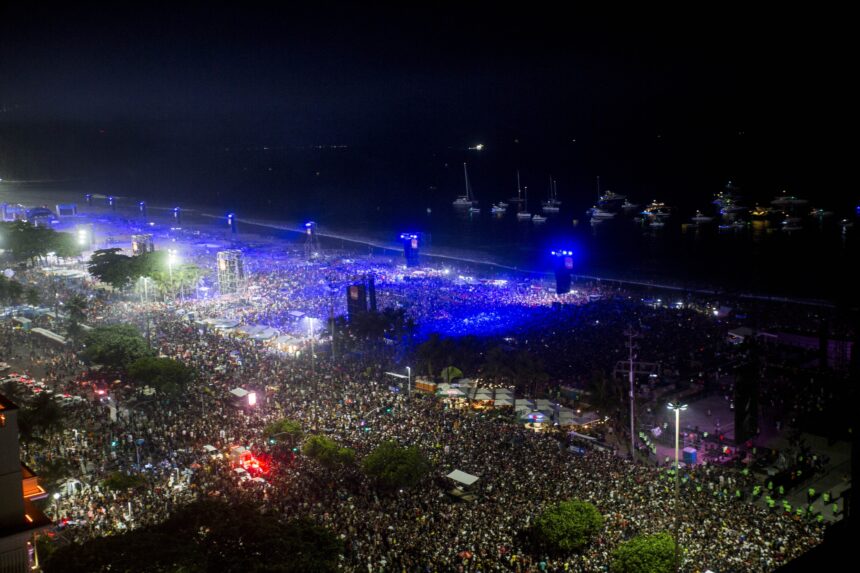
[3,176,857,304]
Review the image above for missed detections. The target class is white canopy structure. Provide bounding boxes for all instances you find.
[229,388,249,398]
[32,328,67,345]
[446,470,479,486]
[206,317,240,330]
[494,397,514,407]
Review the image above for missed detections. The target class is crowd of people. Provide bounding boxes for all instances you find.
[2,230,845,572]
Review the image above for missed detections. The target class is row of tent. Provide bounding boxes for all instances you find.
[436,382,601,427]
[196,316,306,346]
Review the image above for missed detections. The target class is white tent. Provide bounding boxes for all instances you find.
[229,388,249,398]
[494,397,514,407]
[446,470,479,486]
[514,399,534,409]
[250,326,278,341]
[440,387,465,397]
[535,399,553,412]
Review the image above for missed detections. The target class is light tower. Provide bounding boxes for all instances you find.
[304,221,320,258]
[217,250,245,295]
[400,233,419,267]
[550,250,574,294]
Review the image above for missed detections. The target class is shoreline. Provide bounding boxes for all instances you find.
[1,185,840,308]
[199,212,838,309]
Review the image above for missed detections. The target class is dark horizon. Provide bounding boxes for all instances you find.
[0,4,851,214]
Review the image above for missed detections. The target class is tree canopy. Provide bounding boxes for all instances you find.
[81,324,153,369]
[303,435,355,468]
[127,356,192,395]
[533,499,604,553]
[361,440,430,490]
[0,275,25,305]
[43,500,344,573]
[264,418,303,444]
[610,532,676,573]
[0,221,82,263]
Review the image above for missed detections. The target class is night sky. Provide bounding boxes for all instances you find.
[0,4,849,212]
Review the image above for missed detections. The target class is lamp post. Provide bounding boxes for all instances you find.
[167,249,179,300]
[308,318,315,373]
[406,366,412,395]
[667,402,687,573]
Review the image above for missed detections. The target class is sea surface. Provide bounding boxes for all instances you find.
[3,180,857,304]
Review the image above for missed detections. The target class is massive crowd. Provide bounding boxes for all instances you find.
[2,234,845,572]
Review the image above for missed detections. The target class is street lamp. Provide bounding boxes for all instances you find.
[167,249,180,299]
[305,317,317,376]
[667,402,687,573]
[406,366,411,395]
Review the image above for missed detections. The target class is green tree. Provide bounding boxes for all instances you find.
[264,418,304,445]
[88,248,136,289]
[5,279,24,304]
[303,435,355,468]
[0,221,54,263]
[439,365,463,383]
[21,392,65,434]
[81,324,153,370]
[102,471,148,491]
[610,533,676,573]
[362,440,430,490]
[127,356,192,395]
[533,499,604,553]
[25,286,40,306]
[49,231,83,260]
[65,294,88,342]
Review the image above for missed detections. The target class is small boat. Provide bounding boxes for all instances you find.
[781,218,803,232]
[469,206,481,214]
[771,191,808,207]
[517,184,532,220]
[587,206,616,220]
[497,201,509,209]
[690,210,713,224]
[542,177,562,212]
[532,214,547,223]
[650,220,665,229]
[621,199,639,211]
[454,163,479,207]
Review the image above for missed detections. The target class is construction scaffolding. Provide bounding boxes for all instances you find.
[217,250,245,295]
[131,234,155,255]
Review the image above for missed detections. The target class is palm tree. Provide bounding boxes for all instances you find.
[66,294,88,343]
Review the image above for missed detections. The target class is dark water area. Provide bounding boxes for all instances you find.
[3,137,858,303]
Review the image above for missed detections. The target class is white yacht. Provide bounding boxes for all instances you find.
[691,210,713,224]
[517,184,532,220]
[453,162,478,207]
[587,206,616,220]
[542,177,562,212]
